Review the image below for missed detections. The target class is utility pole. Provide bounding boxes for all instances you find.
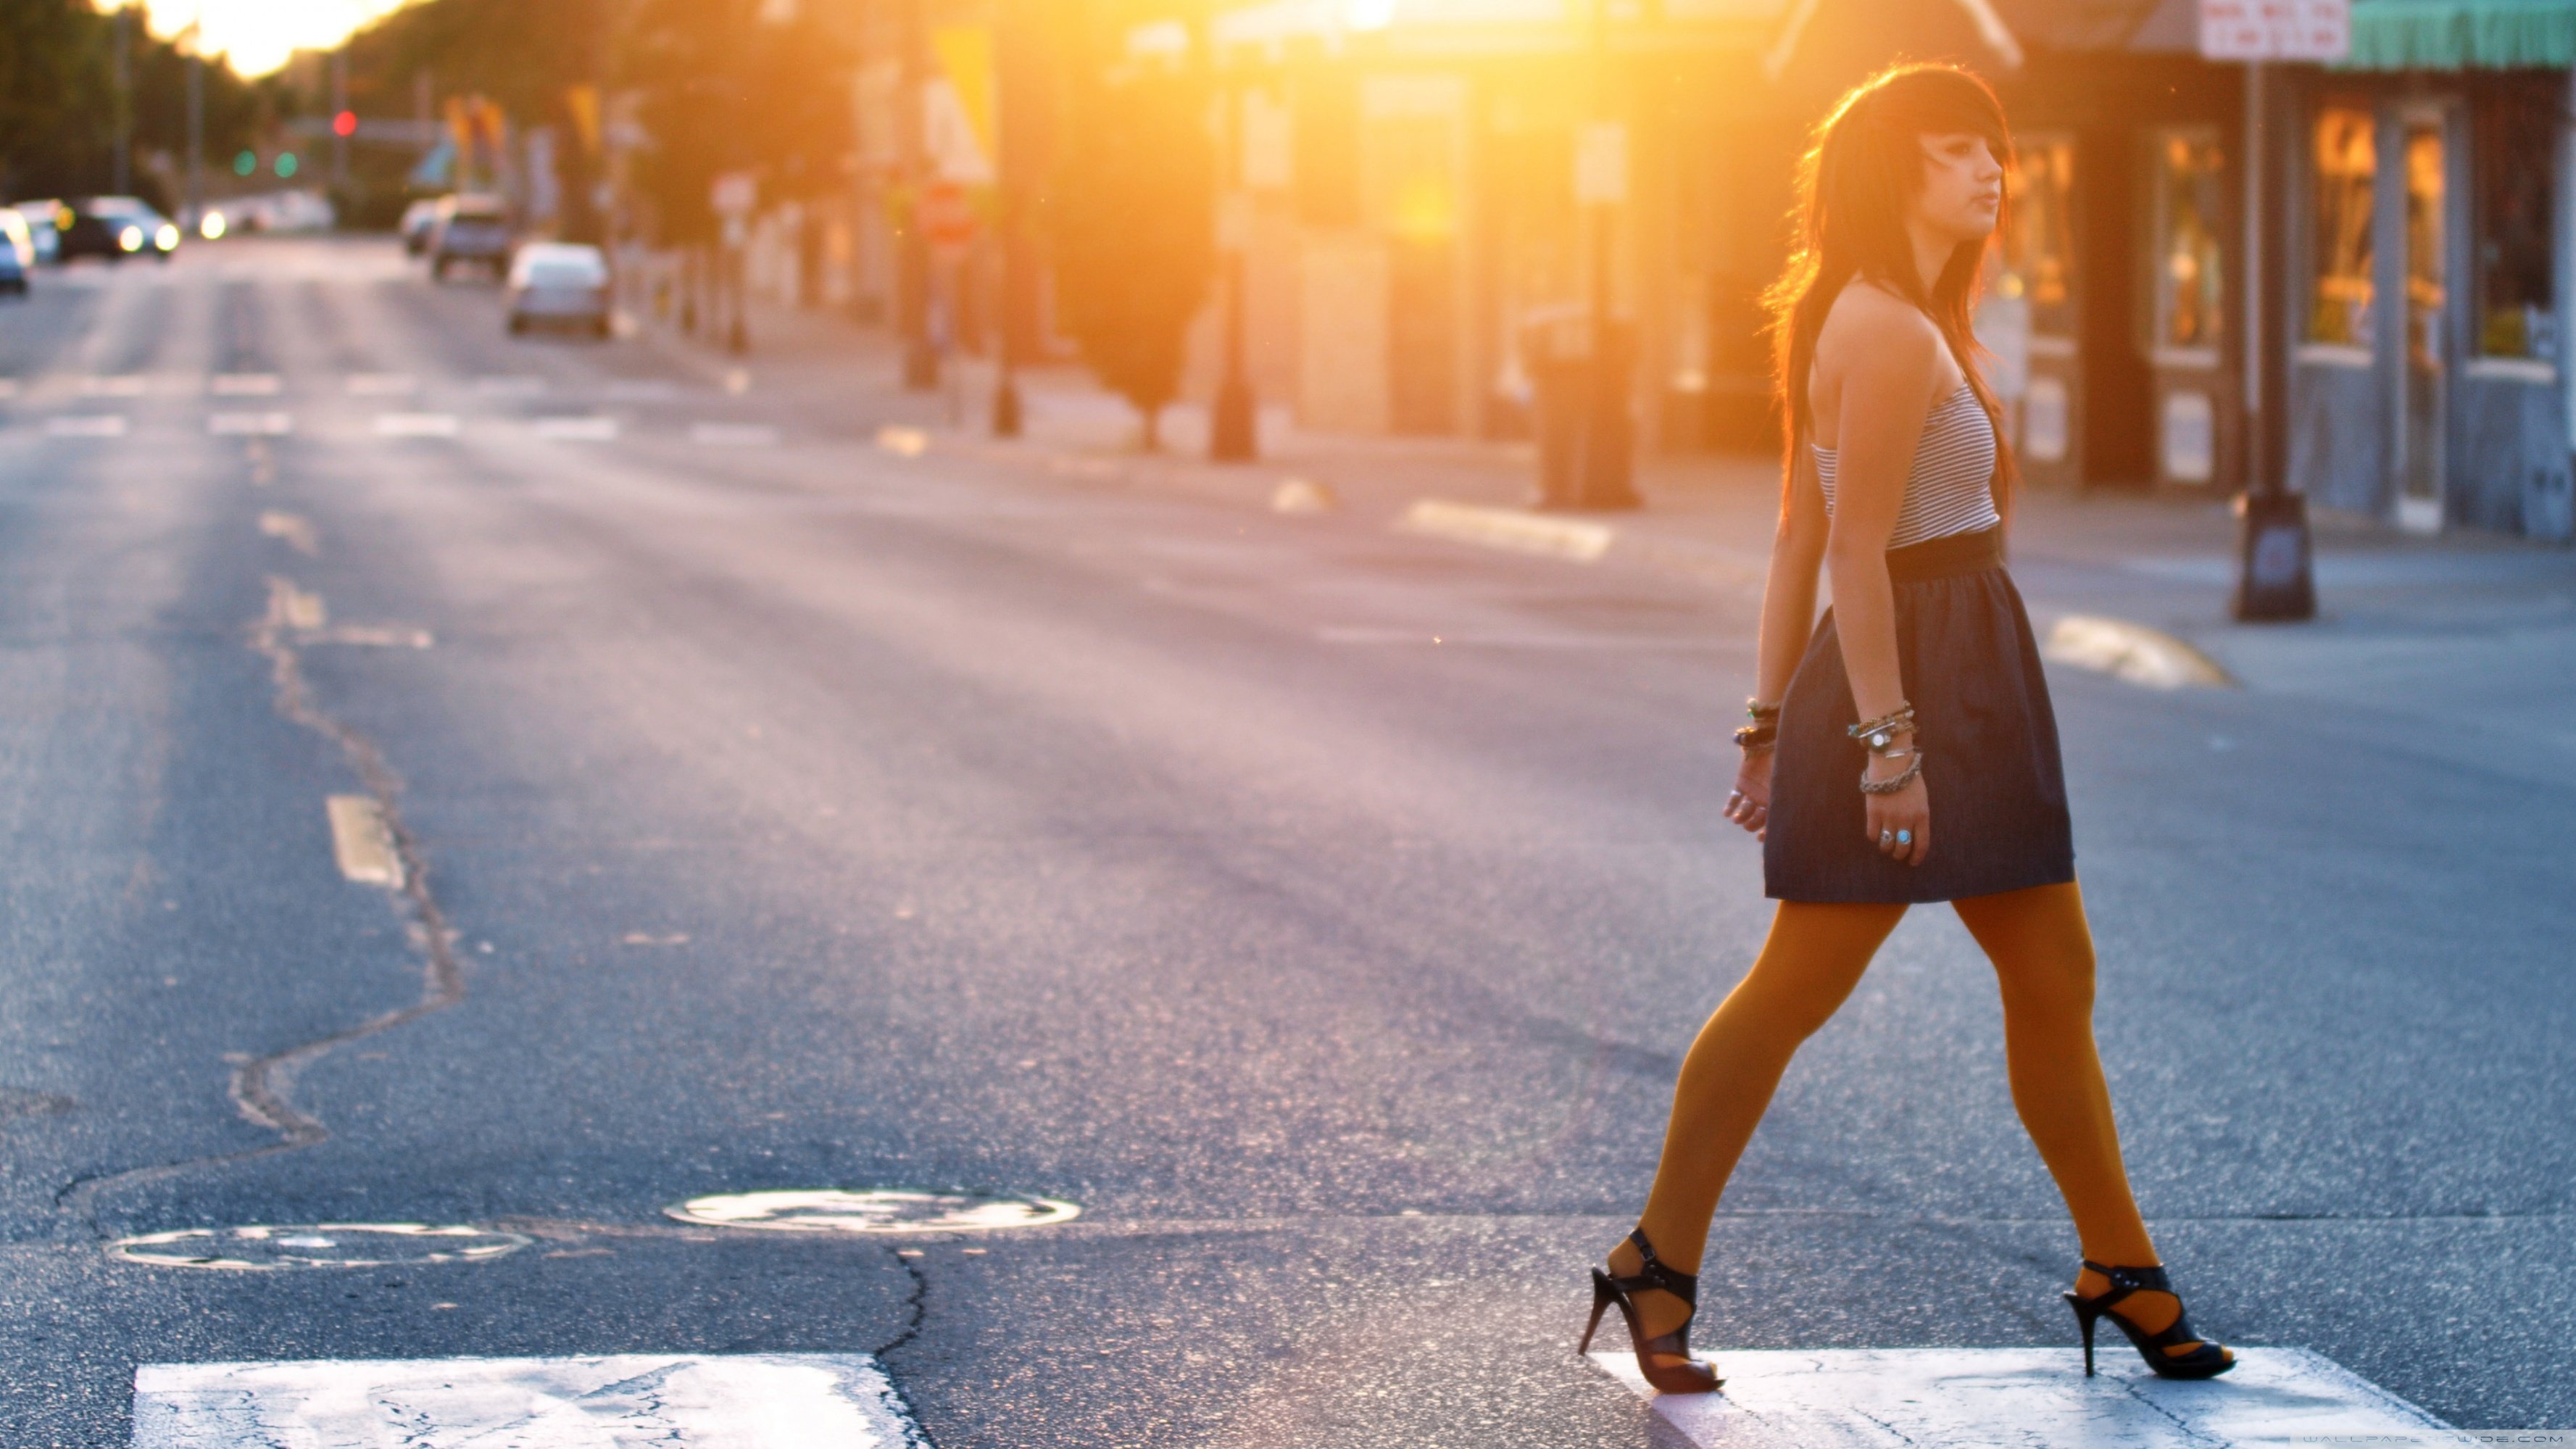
[112,5,133,196]
[332,50,352,189]
[1566,0,1639,508]
[1208,54,1257,462]
[899,0,939,389]
[2227,56,2316,619]
[186,19,205,231]
[990,0,1024,436]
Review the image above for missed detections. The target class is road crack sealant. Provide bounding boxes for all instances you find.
[54,519,468,1234]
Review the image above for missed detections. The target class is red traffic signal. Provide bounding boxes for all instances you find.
[332,110,357,138]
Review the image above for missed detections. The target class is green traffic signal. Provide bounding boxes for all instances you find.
[233,149,256,176]
[275,153,298,178]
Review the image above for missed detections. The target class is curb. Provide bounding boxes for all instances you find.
[2041,614,2235,689]
[1398,499,1615,561]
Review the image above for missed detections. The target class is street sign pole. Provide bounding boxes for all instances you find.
[2201,0,2343,620]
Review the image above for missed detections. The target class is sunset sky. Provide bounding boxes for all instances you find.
[138,0,412,79]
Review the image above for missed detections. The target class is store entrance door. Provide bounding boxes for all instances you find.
[2394,109,2448,533]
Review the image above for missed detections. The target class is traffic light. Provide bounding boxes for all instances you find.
[275,153,298,178]
[333,110,357,138]
[233,149,256,176]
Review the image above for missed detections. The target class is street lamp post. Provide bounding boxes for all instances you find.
[1208,67,1257,462]
[2227,55,2316,620]
[1568,0,1640,509]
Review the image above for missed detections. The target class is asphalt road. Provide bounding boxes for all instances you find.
[1,238,2569,1445]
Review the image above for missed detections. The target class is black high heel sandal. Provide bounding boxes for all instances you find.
[2063,1260,2235,1379]
[1579,1228,1721,1394]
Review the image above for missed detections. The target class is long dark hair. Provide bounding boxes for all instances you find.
[1767,62,2016,521]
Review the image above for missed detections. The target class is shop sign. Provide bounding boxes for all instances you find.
[2198,0,2349,62]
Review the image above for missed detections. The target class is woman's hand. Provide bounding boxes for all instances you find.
[1864,752,1929,865]
[1725,746,1774,839]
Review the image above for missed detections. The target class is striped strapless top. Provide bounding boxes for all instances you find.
[1812,383,2000,549]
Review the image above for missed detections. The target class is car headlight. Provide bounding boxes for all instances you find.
[118,225,144,252]
[199,212,226,241]
[155,223,179,250]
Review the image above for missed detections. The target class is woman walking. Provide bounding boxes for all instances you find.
[1579,64,2233,1393]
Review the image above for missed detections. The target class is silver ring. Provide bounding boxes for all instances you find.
[1879,829,1893,846]
[1896,829,1913,846]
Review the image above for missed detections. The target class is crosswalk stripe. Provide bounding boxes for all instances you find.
[346,373,418,396]
[690,423,779,447]
[132,1353,927,1448]
[535,415,620,441]
[1587,1346,2453,1446]
[46,415,127,438]
[375,412,461,438]
[211,373,282,396]
[209,412,294,436]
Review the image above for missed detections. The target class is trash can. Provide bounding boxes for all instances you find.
[1519,308,1640,511]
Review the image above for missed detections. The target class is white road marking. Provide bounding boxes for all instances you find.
[1272,477,1337,513]
[257,510,319,556]
[46,415,127,438]
[1588,1346,2453,1447]
[307,625,434,649]
[876,425,929,457]
[132,1353,925,1448]
[1316,626,1720,651]
[599,378,679,401]
[691,423,779,447]
[1400,498,1616,562]
[111,1224,527,1271]
[2044,614,2235,689]
[475,373,548,396]
[266,578,325,631]
[534,415,620,441]
[374,411,460,438]
[81,374,151,397]
[210,373,281,396]
[668,1188,1080,1234]
[209,412,293,436]
[325,794,403,887]
[345,373,418,396]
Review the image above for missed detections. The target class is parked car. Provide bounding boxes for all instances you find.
[506,243,612,338]
[10,202,59,265]
[399,197,444,256]
[428,194,510,279]
[0,209,30,295]
[54,198,179,263]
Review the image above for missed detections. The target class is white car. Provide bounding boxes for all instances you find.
[505,243,612,338]
[12,201,62,265]
[0,209,30,294]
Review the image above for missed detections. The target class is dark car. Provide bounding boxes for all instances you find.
[428,194,510,280]
[54,197,178,263]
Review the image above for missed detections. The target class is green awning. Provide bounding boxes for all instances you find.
[2343,0,2576,70]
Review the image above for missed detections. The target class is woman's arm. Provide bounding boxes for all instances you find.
[1721,436,1829,839]
[1818,290,1945,865]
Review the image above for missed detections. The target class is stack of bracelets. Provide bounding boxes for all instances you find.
[1732,697,1779,751]
[1848,702,1924,794]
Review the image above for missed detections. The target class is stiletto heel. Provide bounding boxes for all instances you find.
[1579,1229,1721,1395]
[2062,1261,2234,1380]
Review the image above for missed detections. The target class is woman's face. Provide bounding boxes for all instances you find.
[1914,130,2006,244]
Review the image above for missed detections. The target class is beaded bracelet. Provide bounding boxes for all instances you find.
[1733,723,1777,750]
[1745,697,1781,722]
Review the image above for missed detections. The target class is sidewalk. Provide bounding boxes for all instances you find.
[636,281,2576,758]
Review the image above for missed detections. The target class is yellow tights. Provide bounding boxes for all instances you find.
[1608,881,2211,1358]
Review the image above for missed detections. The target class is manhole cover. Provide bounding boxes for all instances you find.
[109,1223,531,1271]
[666,1189,1081,1234]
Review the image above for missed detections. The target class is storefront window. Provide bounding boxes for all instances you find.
[2475,84,2556,360]
[2008,135,2076,339]
[2307,105,2375,347]
[2155,131,2227,350]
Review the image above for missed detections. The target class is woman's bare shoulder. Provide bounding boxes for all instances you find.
[1817,280,1943,365]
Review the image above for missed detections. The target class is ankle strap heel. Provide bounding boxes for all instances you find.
[2062,1260,2235,1381]
[1579,1229,1721,1395]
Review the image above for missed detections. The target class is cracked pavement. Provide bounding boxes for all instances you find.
[0,238,2569,1445]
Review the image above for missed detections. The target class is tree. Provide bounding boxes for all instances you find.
[1051,56,1214,449]
[0,0,260,207]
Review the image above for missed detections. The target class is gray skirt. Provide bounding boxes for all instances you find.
[1762,527,2075,904]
